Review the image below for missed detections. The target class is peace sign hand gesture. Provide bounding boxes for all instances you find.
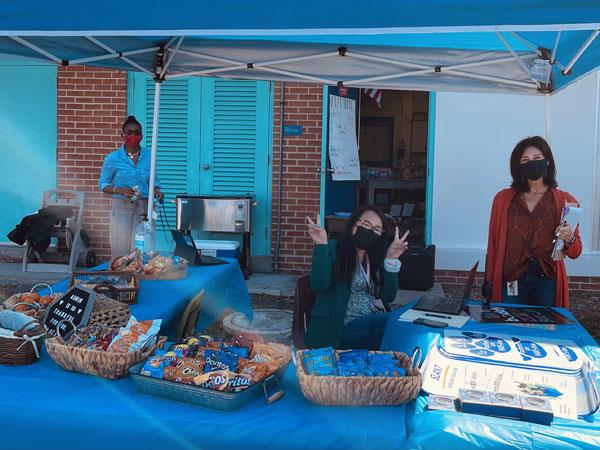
[306,214,328,245]
[386,227,409,259]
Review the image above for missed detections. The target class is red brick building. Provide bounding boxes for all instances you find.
[49,66,600,299]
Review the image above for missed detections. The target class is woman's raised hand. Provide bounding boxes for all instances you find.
[306,214,328,245]
[386,227,409,259]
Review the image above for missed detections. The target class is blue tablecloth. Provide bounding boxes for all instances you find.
[0,263,407,450]
[50,258,252,337]
[1,355,406,449]
[381,302,600,450]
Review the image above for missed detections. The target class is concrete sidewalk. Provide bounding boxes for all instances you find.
[0,263,68,285]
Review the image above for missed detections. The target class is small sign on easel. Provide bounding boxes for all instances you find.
[44,285,96,337]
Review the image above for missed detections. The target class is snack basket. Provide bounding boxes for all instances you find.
[110,253,188,281]
[129,359,288,412]
[46,321,167,380]
[0,312,46,366]
[69,270,139,304]
[2,283,62,320]
[295,349,422,406]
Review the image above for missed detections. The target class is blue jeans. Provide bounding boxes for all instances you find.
[502,263,556,307]
[340,312,390,350]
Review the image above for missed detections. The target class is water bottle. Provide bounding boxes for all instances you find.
[133,215,155,253]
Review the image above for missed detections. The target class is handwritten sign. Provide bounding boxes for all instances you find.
[328,95,360,181]
[44,285,96,337]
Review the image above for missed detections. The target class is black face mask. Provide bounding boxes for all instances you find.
[353,226,381,251]
[520,158,547,181]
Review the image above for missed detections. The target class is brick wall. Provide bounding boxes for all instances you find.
[57,66,127,261]
[270,82,323,274]
[437,270,600,301]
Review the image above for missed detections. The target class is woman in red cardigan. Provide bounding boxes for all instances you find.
[485,136,582,309]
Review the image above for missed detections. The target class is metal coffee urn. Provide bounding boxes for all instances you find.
[175,195,254,277]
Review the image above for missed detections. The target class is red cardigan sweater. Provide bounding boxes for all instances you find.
[485,188,582,308]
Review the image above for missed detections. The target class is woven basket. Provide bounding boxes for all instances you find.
[70,271,139,304]
[46,334,167,379]
[0,319,46,366]
[2,283,62,320]
[87,294,131,328]
[296,350,422,406]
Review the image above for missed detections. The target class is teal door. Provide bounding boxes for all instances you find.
[0,61,57,242]
[129,74,273,256]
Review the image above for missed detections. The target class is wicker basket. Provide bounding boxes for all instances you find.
[2,283,62,320]
[86,294,131,328]
[0,317,46,366]
[70,271,139,304]
[295,350,422,406]
[46,334,167,379]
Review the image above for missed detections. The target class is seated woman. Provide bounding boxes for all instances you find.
[303,206,408,350]
[485,136,582,308]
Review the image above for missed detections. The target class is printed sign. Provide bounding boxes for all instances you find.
[328,95,360,181]
[44,285,96,337]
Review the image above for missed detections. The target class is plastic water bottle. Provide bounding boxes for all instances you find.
[133,216,155,253]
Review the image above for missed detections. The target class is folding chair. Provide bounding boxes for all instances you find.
[291,275,317,348]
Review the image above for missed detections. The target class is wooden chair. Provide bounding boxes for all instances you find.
[176,289,204,340]
[292,275,317,348]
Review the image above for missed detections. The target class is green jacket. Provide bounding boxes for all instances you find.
[303,240,399,349]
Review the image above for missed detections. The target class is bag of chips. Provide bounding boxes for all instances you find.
[302,347,336,376]
[203,349,239,373]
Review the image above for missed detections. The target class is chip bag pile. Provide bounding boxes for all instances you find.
[302,348,405,377]
[139,334,290,393]
[64,316,162,353]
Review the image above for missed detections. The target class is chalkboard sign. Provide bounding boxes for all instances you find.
[44,285,96,338]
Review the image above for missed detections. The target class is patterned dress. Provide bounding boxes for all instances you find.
[344,262,382,325]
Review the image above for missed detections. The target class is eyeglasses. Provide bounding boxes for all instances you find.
[356,219,384,236]
[123,130,142,136]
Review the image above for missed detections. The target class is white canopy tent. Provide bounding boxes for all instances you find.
[2,1,600,218]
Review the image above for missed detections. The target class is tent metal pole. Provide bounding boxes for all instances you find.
[495,32,536,83]
[255,66,336,84]
[563,29,600,74]
[508,32,542,56]
[274,82,285,274]
[443,69,537,89]
[352,67,434,85]
[161,37,184,78]
[256,51,339,66]
[167,47,243,66]
[167,64,248,79]
[551,31,562,63]
[147,80,161,222]
[8,36,62,64]
[86,36,153,75]
[70,46,159,65]
[350,52,429,69]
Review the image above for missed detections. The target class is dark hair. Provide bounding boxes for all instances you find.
[122,115,142,132]
[510,136,558,192]
[335,205,388,285]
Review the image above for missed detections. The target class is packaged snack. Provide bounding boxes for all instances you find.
[107,317,162,353]
[221,344,250,359]
[204,349,239,373]
[302,347,336,376]
[163,358,205,385]
[225,373,253,392]
[237,358,270,383]
[170,343,190,357]
[337,361,367,377]
[193,370,231,391]
[338,350,369,365]
[140,352,169,379]
[250,343,288,373]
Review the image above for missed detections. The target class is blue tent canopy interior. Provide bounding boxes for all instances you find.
[2,0,600,215]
